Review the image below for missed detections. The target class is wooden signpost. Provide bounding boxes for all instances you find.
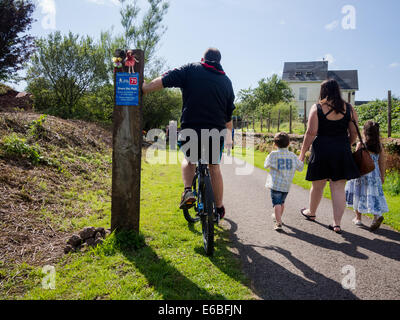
[111,49,144,233]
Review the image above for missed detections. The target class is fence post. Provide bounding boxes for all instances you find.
[277,110,281,132]
[252,117,255,131]
[111,49,144,233]
[388,90,392,138]
[304,101,307,133]
[289,105,293,134]
[260,116,263,132]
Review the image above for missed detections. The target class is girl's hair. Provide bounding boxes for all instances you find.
[364,121,382,154]
[319,79,346,113]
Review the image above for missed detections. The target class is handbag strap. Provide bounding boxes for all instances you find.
[349,104,368,150]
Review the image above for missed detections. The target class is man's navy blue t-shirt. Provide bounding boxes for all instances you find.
[162,62,235,130]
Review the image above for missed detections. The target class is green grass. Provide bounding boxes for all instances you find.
[4,150,254,300]
[232,147,400,232]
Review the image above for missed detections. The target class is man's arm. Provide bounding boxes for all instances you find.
[142,77,164,95]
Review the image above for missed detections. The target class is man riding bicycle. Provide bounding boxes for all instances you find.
[142,48,235,220]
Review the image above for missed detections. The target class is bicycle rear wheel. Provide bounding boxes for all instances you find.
[201,176,215,256]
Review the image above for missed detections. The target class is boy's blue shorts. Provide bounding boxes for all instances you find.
[270,189,289,207]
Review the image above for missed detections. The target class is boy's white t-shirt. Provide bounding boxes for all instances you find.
[264,148,304,192]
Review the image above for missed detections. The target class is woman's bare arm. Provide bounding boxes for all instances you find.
[348,105,359,146]
[299,104,318,162]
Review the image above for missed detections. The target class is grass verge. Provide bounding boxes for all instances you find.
[3,150,254,300]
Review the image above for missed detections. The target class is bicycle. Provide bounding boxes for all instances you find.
[182,159,218,256]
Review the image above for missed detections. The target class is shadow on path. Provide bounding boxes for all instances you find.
[285,222,400,262]
[214,219,359,300]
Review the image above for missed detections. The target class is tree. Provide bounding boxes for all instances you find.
[0,0,35,81]
[236,74,294,119]
[253,74,294,106]
[27,32,109,118]
[119,0,169,76]
[142,88,182,130]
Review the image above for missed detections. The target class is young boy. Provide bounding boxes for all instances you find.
[264,132,304,231]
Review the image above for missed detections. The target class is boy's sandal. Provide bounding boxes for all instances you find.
[328,225,342,234]
[300,208,316,221]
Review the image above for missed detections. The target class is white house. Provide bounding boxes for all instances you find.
[282,61,359,116]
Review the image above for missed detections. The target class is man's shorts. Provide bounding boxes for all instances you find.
[177,128,225,165]
[270,189,289,207]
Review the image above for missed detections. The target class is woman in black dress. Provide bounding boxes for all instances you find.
[299,79,360,233]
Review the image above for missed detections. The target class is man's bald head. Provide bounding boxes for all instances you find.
[203,48,222,63]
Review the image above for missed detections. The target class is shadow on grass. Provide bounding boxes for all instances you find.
[111,231,225,300]
[207,219,359,300]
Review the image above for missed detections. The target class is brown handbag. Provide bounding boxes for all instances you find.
[350,106,375,176]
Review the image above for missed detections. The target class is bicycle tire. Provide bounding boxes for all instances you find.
[201,175,215,256]
[183,207,200,223]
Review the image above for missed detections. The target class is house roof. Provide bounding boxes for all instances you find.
[327,70,359,90]
[282,61,359,91]
[282,61,328,82]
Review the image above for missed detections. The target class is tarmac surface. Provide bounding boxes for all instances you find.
[220,156,400,300]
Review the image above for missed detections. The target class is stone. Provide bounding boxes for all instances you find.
[79,227,96,240]
[64,245,73,254]
[95,227,106,238]
[94,238,104,246]
[95,232,102,240]
[67,234,82,247]
[86,237,96,247]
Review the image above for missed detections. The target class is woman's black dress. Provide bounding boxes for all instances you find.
[306,104,360,182]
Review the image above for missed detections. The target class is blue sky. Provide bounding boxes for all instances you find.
[17,0,400,100]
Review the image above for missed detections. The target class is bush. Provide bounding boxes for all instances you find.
[383,170,400,196]
[384,139,400,155]
[356,99,400,132]
[28,114,48,140]
[1,133,42,165]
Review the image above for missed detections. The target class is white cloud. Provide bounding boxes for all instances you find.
[37,0,56,30]
[389,62,400,68]
[325,20,339,31]
[317,54,335,65]
[38,0,56,14]
[279,19,286,25]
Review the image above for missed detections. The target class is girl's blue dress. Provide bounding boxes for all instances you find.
[345,153,389,216]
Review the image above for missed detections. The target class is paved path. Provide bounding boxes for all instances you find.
[220,156,400,300]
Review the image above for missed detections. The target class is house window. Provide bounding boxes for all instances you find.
[299,87,308,101]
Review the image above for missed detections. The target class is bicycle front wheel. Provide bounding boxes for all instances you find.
[201,176,215,256]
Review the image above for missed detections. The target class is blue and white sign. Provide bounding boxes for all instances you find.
[116,72,140,106]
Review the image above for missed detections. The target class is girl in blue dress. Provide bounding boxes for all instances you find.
[345,121,389,231]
